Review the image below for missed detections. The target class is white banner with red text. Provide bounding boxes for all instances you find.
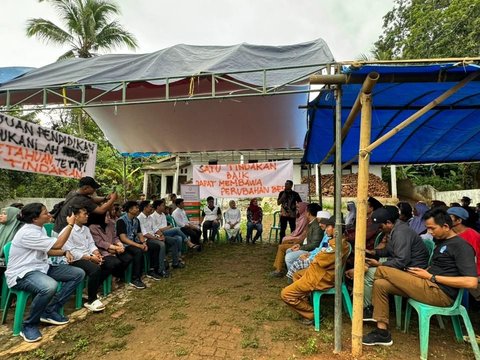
[0,113,97,178]
[193,160,293,199]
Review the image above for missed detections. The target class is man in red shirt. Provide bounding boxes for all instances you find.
[447,206,480,300]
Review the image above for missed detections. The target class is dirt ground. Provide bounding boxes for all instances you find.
[1,240,479,360]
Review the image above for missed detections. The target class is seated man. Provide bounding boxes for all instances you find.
[361,205,429,320]
[287,216,335,280]
[362,208,478,346]
[61,206,114,312]
[280,231,350,325]
[271,209,329,278]
[116,201,161,289]
[272,203,323,277]
[5,203,85,343]
[201,196,222,244]
[138,200,183,271]
[151,199,198,255]
[89,208,132,284]
[172,198,202,247]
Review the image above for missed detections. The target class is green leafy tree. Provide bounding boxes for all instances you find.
[374,0,480,59]
[26,0,138,60]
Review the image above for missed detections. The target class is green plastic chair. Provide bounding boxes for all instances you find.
[166,215,177,227]
[394,238,437,330]
[1,242,32,336]
[43,223,54,237]
[404,288,480,360]
[268,211,281,242]
[74,274,113,309]
[312,243,353,331]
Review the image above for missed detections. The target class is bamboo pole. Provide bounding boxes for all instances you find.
[333,84,343,353]
[320,72,379,165]
[363,71,480,153]
[351,92,373,357]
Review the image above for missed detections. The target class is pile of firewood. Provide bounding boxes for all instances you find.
[301,173,390,197]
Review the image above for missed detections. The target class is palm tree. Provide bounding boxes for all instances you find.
[26,0,138,60]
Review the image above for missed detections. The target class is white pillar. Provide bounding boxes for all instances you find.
[173,155,180,195]
[390,165,397,199]
[240,154,244,164]
[161,174,167,198]
[315,164,320,197]
[143,172,149,196]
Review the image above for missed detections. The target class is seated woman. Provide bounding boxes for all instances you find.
[345,201,356,230]
[89,208,132,284]
[246,198,263,244]
[286,216,335,280]
[5,203,85,343]
[224,200,241,242]
[0,206,23,262]
[281,202,309,244]
[61,206,114,312]
[409,202,429,235]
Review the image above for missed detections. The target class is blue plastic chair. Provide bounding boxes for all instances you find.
[312,243,353,331]
[404,288,480,360]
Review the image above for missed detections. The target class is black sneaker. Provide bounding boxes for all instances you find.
[146,271,162,281]
[172,262,185,269]
[298,317,313,326]
[363,305,376,322]
[129,279,147,289]
[362,329,393,346]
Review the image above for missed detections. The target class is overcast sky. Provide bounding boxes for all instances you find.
[0,0,394,68]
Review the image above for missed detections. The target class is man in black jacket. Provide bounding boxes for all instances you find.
[362,205,429,320]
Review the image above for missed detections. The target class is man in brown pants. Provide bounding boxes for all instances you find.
[280,234,349,325]
[362,208,478,346]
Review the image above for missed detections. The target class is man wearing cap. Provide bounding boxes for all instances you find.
[447,206,480,300]
[461,196,478,229]
[54,176,118,234]
[270,203,323,277]
[362,205,429,321]
[363,208,477,346]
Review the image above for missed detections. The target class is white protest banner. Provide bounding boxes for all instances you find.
[0,112,97,178]
[294,183,309,202]
[193,160,293,199]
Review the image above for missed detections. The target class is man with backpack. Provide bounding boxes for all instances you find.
[53,177,117,234]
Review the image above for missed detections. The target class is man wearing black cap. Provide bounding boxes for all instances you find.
[362,205,429,321]
[53,176,118,233]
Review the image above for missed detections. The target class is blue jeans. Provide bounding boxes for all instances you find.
[13,265,85,326]
[285,249,308,271]
[163,227,186,255]
[246,222,263,242]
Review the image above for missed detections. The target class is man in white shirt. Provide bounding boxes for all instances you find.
[138,201,184,272]
[5,203,85,343]
[151,199,198,254]
[61,206,112,312]
[172,198,202,247]
[201,196,222,244]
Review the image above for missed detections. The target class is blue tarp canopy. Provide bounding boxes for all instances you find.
[0,67,35,85]
[303,63,480,164]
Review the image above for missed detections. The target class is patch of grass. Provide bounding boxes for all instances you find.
[298,337,318,356]
[252,306,291,322]
[174,347,190,357]
[240,294,253,301]
[102,339,127,354]
[241,324,257,335]
[208,320,220,326]
[212,287,229,295]
[170,311,188,320]
[241,336,259,349]
[270,327,303,342]
[170,325,187,337]
[112,322,136,338]
[317,329,334,344]
[205,304,221,310]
